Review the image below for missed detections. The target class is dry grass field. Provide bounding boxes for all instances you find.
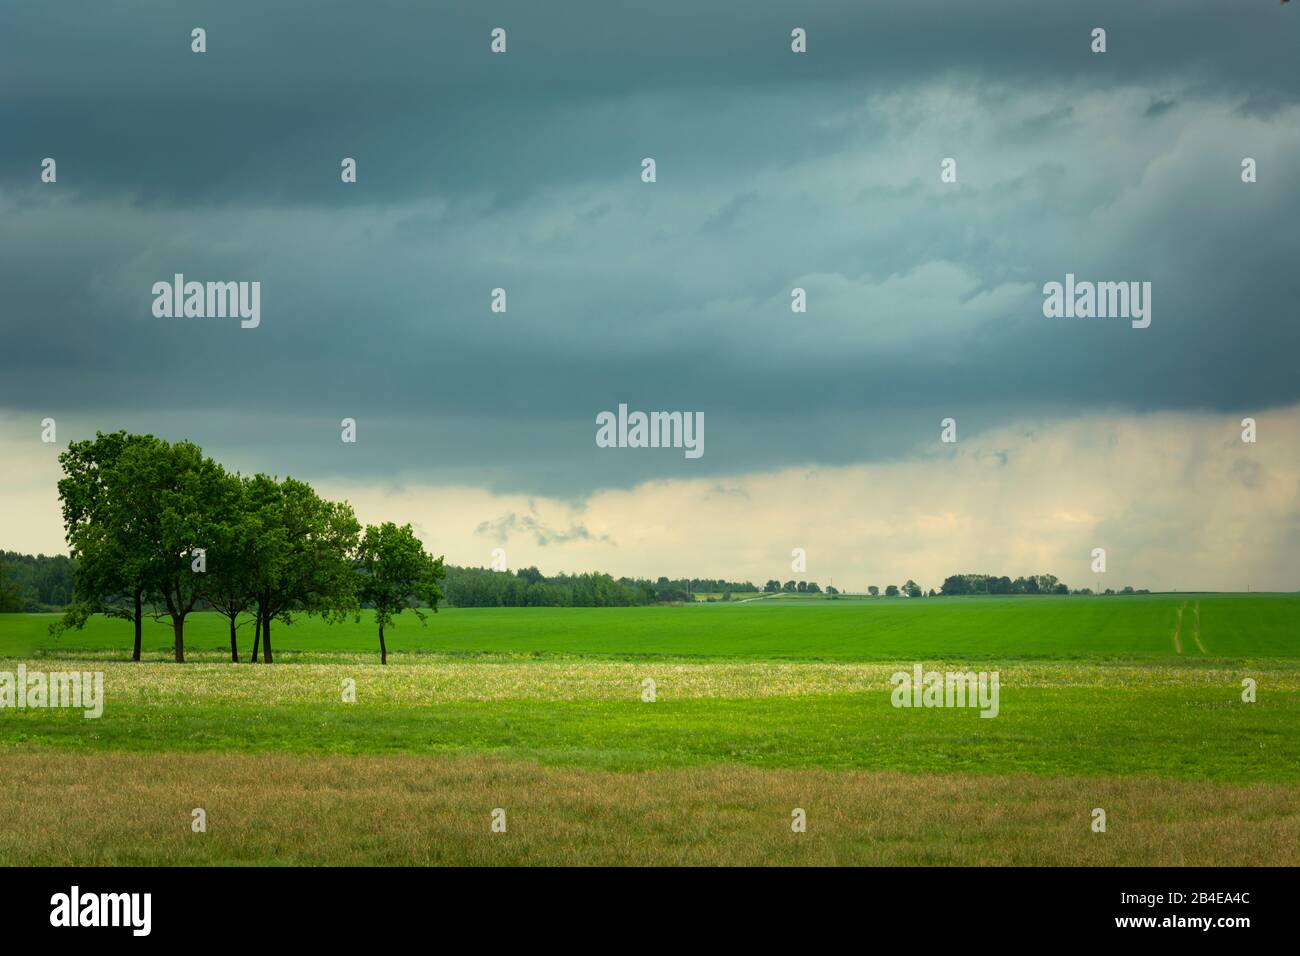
[4,751,1299,866]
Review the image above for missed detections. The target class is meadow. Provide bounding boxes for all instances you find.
[1,593,1297,865]
[7,591,1297,660]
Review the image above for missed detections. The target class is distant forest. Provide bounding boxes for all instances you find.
[1,549,1148,612]
[0,550,759,612]
[0,551,75,612]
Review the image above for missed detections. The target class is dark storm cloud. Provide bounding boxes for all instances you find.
[2,0,1298,496]
[4,0,1297,204]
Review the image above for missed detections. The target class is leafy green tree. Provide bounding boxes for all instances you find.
[354,522,446,664]
[115,439,226,663]
[203,473,259,662]
[783,580,797,592]
[885,584,899,597]
[868,585,879,597]
[54,431,164,660]
[244,475,360,663]
[764,580,780,593]
[903,579,922,598]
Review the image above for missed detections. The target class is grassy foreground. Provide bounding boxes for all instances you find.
[1,595,1297,865]
[4,752,1298,866]
[3,657,1297,780]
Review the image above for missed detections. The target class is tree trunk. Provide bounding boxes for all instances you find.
[229,616,239,663]
[132,588,143,662]
[172,616,185,663]
[379,622,387,666]
[251,614,261,663]
[262,608,273,664]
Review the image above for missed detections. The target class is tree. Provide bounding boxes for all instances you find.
[0,552,75,609]
[0,558,22,612]
[117,439,226,663]
[783,580,797,592]
[244,475,360,663]
[868,585,879,597]
[885,584,899,597]
[354,522,446,665]
[203,473,259,663]
[796,580,807,593]
[903,579,922,598]
[54,431,164,660]
[764,580,780,593]
[940,574,968,596]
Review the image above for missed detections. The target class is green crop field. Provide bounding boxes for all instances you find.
[6,592,1297,661]
[2,594,1298,865]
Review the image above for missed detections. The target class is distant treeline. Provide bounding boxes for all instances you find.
[0,551,75,611]
[943,573,1070,595]
[0,548,762,613]
[445,569,759,607]
[939,573,1149,596]
[2,544,1146,617]
[762,580,829,594]
[444,566,645,607]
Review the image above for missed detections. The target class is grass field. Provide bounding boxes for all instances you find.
[2,594,1297,865]
[7,592,1297,660]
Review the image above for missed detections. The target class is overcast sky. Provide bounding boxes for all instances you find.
[2,1,1298,590]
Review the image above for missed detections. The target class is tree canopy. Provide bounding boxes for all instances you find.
[50,432,389,663]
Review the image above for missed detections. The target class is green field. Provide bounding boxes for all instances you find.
[8,592,1297,661]
[2,594,1298,865]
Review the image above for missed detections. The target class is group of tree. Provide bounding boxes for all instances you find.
[442,571,760,607]
[443,565,649,608]
[0,551,74,611]
[0,558,22,612]
[858,581,925,598]
[940,573,1070,596]
[54,431,444,664]
[762,580,824,594]
[647,576,758,603]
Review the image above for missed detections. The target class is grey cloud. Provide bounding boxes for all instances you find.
[475,512,612,548]
[1,1,1298,500]
[1144,95,1178,118]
